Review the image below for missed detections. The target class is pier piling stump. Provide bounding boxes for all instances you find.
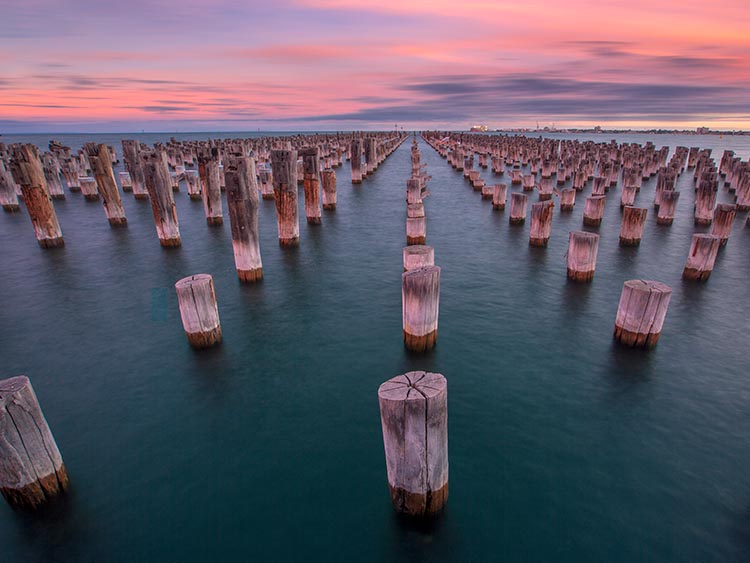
[406,217,426,245]
[682,234,721,281]
[271,149,300,246]
[529,200,553,246]
[560,188,575,211]
[175,274,222,348]
[85,143,127,226]
[614,280,672,348]
[224,155,263,282]
[0,159,20,212]
[402,266,440,351]
[378,371,448,517]
[710,203,736,246]
[583,196,605,227]
[656,191,680,225]
[510,192,527,224]
[567,231,599,282]
[619,207,648,246]
[300,147,322,224]
[321,169,337,210]
[142,149,181,247]
[9,144,64,247]
[0,375,69,510]
[492,184,507,210]
[403,245,434,271]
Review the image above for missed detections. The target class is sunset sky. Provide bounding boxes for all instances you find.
[1,0,749,132]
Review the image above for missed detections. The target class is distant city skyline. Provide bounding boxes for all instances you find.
[2,0,749,133]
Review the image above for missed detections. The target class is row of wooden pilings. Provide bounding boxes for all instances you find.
[0,133,411,512]
[422,131,749,350]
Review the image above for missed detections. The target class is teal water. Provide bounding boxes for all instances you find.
[1,133,749,562]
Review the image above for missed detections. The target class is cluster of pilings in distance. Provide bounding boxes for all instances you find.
[423,131,750,348]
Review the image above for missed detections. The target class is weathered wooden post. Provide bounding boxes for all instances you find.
[0,159,20,212]
[619,207,648,246]
[378,371,448,517]
[185,170,202,200]
[614,280,672,348]
[41,153,65,200]
[620,184,637,208]
[583,196,605,227]
[224,155,263,282]
[321,169,337,210]
[560,188,575,211]
[142,150,181,247]
[175,274,222,348]
[259,168,274,200]
[85,143,127,226]
[79,177,99,200]
[710,203,736,246]
[403,245,434,271]
[529,200,553,246]
[656,191,680,225]
[406,216,426,245]
[121,140,148,199]
[0,375,69,510]
[198,151,223,225]
[118,171,132,192]
[407,203,424,218]
[492,184,507,210]
[509,192,527,224]
[567,231,599,281]
[351,139,363,184]
[300,147,322,224]
[271,149,299,246]
[682,234,721,281]
[694,180,717,225]
[9,144,64,248]
[402,266,440,351]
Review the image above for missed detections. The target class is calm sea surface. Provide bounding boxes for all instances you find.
[1,131,749,562]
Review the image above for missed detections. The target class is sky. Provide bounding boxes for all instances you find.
[1,0,749,132]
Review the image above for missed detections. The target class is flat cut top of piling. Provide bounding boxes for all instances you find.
[378,371,446,401]
[175,273,213,288]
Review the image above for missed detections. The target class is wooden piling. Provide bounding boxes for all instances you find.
[224,155,263,282]
[121,140,149,199]
[41,153,65,200]
[560,188,575,211]
[271,149,299,246]
[300,147,322,224]
[407,203,425,218]
[619,207,648,246]
[406,217,426,245]
[509,192,527,224]
[403,245,434,271]
[199,152,223,225]
[351,139,363,184]
[682,234,721,281]
[184,170,202,200]
[567,231,599,281]
[321,169,337,210]
[8,144,64,248]
[0,375,69,510]
[710,203,736,246]
[529,200,553,246]
[85,143,127,226]
[79,177,99,200]
[656,191,679,225]
[259,168,274,200]
[402,266,440,351]
[142,150,181,247]
[175,274,222,348]
[492,184,507,210]
[378,371,448,517]
[0,159,20,212]
[583,196,605,227]
[614,280,671,348]
[118,171,132,192]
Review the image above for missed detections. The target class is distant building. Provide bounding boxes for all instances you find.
[696,127,710,134]
[470,125,488,132]
[594,126,602,133]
